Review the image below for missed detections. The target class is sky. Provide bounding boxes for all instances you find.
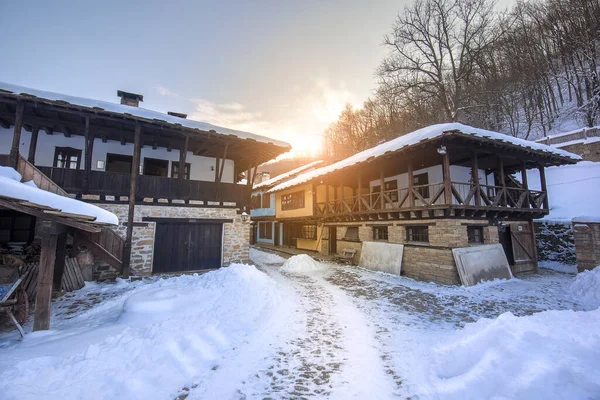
[0,0,514,158]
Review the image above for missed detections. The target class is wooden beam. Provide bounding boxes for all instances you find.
[52,232,68,290]
[380,166,385,210]
[10,101,24,168]
[538,164,549,209]
[83,116,92,193]
[123,123,142,278]
[521,161,529,190]
[407,157,415,208]
[33,221,64,331]
[442,151,452,205]
[357,171,362,212]
[28,127,39,164]
[178,135,189,192]
[498,157,506,206]
[472,153,481,206]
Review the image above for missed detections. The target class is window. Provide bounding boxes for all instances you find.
[259,222,273,239]
[413,173,429,199]
[344,226,359,241]
[468,226,484,244]
[251,195,262,209]
[262,193,271,208]
[143,158,169,177]
[171,161,191,179]
[106,153,133,173]
[406,226,429,243]
[373,226,389,241]
[299,224,317,240]
[385,180,398,202]
[281,190,305,210]
[53,147,81,169]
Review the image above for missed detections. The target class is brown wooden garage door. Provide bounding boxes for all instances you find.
[152,222,222,273]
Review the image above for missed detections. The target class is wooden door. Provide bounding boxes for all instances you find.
[274,223,280,246]
[329,226,337,255]
[152,223,223,273]
[509,222,537,274]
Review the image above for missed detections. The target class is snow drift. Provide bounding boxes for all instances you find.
[430,309,600,399]
[249,248,286,265]
[280,254,326,273]
[570,266,600,311]
[0,264,289,400]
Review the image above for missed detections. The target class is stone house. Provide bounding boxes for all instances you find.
[267,123,580,284]
[0,82,290,277]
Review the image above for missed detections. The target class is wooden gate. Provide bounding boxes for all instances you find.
[153,222,223,273]
[509,222,538,274]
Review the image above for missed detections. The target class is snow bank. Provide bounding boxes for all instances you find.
[538,260,578,274]
[249,248,286,264]
[0,264,290,400]
[431,309,600,399]
[570,266,600,310]
[0,166,118,225]
[281,254,326,273]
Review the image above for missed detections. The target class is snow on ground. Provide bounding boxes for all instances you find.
[2,249,598,399]
[249,247,286,265]
[0,264,294,400]
[0,166,118,225]
[539,260,578,274]
[570,266,600,311]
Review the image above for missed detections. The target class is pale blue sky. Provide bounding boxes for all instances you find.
[0,0,514,156]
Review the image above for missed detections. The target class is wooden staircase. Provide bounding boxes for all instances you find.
[12,156,126,272]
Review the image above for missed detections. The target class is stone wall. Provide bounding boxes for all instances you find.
[323,219,504,284]
[534,221,576,265]
[97,204,249,276]
[573,220,600,272]
[559,140,600,162]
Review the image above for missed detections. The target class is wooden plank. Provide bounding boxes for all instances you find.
[28,127,39,163]
[33,225,59,331]
[53,233,67,290]
[43,210,97,221]
[10,101,24,168]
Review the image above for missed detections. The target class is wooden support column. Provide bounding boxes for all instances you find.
[33,221,65,331]
[83,117,92,193]
[538,164,549,209]
[178,136,189,197]
[52,232,68,290]
[380,167,385,210]
[339,175,344,212]
[28,127,39,164]
[123,124,142,278]
[10,101,25,168]
[521,161,529,208]
[407,158,415,208]
[472,153,481,206]
[324,178,330,214]
[216,143,229,201]
[442,151,452,205]
[357,171,362,211]
[498,157,507,206]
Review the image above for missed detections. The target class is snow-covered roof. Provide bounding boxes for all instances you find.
[269,123,581,193]
[253,160,323,190]
[0,166,118,225]
[527,161,600,223]
[0,82,290,149]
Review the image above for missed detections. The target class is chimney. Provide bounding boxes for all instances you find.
[255,171,270,184]
[168,111,188,119]
[117,90,144,107]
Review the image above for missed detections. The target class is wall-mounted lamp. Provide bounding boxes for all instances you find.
[437,145,447,155]
[241,211,249,222]
[210,166,215,171]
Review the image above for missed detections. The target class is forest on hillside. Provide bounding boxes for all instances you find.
[323,0,600,161]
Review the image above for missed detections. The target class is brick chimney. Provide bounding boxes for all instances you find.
[117,90,143,107]
[168,111,187,119]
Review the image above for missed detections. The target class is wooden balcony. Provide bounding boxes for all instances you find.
[314,181,548,221]
[37,167,250,206]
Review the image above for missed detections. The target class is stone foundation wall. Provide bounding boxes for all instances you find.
[559,140,600,162]
[573,220,600,272]
[323,219,505,284]
[97,204,249,276]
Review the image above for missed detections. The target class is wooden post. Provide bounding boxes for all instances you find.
[83,117,92,193]
[442,151,452,205]
[407,158,415,208]
[216,142,229,202]
[538,164,549,209]
[33,221,64,331]
[472,153,481,206]
[324,178,329,214]
[498,157,507,206]
[521,161,529,190]
[52,232,68,290]
[178,136,189,197]
[10,101,25,168]
[339,175,344,213]
[28,127,39,164]
[380,167,385,210]
[123,124,142,278]
[357,171,362,212]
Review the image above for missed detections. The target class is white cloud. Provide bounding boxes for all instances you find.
[154,84,179,98]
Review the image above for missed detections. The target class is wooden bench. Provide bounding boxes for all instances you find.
[335,248,357,264]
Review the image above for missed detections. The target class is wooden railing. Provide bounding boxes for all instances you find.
[314,181,547,217]
[37,167,250,205]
